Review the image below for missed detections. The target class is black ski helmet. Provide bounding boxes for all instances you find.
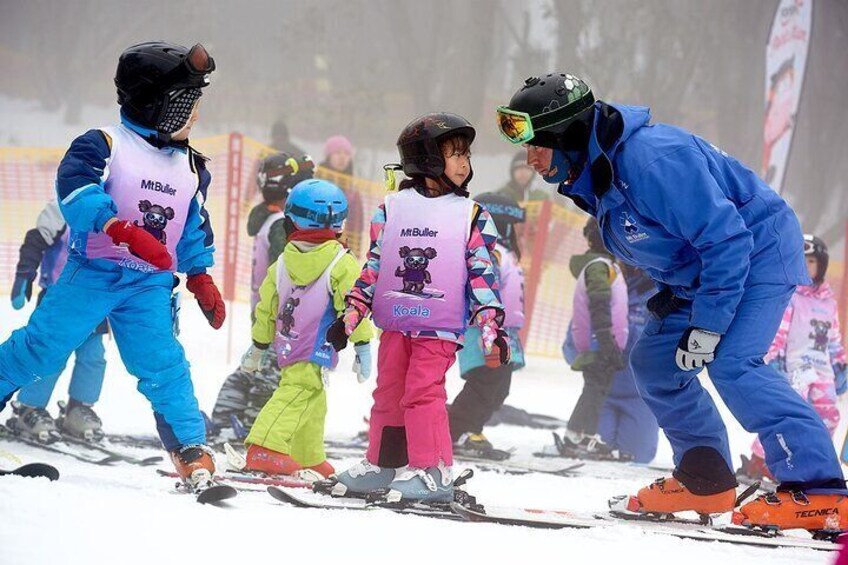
[396,112,476,193]
[504,73,594,150]
[803,234,829,285]
[257,153,315,203]
[474,192,526,257]
[115,41,215,136]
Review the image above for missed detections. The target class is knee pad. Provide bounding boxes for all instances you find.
[673,446,738,495]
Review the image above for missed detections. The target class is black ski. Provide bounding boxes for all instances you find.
[0,462,60,481]
[0,426,121,466]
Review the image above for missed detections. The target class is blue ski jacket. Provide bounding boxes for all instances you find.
[557,102,809,334]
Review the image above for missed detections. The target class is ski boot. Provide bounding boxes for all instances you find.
[170,444,217,492]
[328,459,399,497]
[56,399,103,441]
[304,460,335,480]
[734,490,848,538]
[245,444,302,476]
[454,432,511,461]
[615,476,737,519]
[555,430,631,462]
[6,401,59,443]
[382,462,454,504]
[735,453,775,484]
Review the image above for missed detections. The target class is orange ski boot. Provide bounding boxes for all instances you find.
[304,460,335,479]
[170,445,216,490]
[245,444,302,475]
[623,477,737,516]
[734,491,848,535]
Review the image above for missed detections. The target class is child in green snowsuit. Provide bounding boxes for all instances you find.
[239,179,373,478]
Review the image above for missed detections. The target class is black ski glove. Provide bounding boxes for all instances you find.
[325,316,349,352]
[596,330,625,372]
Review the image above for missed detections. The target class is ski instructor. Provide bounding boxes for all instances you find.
[496,73,847,532]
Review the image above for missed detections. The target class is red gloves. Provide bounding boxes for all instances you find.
[186,273,226,329]
[106,220,173,270]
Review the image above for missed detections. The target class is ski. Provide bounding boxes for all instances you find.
[0,426,121,466]
[157,470,238,504]
[195,484,238,505]
[450,499,838,551]
[0,462,60,481]
[59,435,164,466]
[157,468,313,490]
[267,485,463,520]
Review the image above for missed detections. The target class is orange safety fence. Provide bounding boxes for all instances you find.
[0,132,846,358]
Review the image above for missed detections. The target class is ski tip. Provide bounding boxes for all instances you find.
[197,484,237,505]
[1,463,60,481]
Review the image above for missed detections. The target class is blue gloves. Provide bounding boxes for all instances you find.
[835,363,847,396]
[11,274,33,310]
[353,342,372,383]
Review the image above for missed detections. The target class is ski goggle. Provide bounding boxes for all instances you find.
[803,236,822,256]
[496,106,535,145]
[160,44,216,92]
[286,203,349,228]
[185,43,215,75]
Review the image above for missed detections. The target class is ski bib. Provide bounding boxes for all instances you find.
[372,189,473,333]
[571,257,628,352]
[85,124,199,273]
[273,247,346,369]
[496,243,525,330]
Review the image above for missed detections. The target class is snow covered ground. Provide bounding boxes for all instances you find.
[0,300,841,565]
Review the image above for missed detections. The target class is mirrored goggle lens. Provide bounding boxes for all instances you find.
[187,43,215,73]
[496,109,533,145]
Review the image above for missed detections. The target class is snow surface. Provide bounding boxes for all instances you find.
[0,300,841,565]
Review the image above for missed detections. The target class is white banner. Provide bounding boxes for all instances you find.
[762,0,813,193]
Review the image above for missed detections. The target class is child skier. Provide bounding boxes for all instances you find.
[0,41,225,491]
[449,191,526,457]
[239,179,373,479]
[208,152,314,437]
[561,217,628,459]
[7,199,108,442]
[327,113,510,503]
[597,264,660,463]
[737,234,847,481]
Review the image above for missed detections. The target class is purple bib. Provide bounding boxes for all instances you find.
[85,125,198,273]
[372,189,473,333]
[572,257,629,352]
[251,211,286,310]
[496,243,525,330]
[274,247,346,368]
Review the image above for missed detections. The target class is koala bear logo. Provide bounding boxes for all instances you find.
[135,200,175,244]
[278,297,301,338]
[395,246,437,295]
[809,319,831,353]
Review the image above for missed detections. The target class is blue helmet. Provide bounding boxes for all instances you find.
[285,179,349,230]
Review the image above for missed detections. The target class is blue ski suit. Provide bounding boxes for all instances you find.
[0,115,215,450]
[556,101,843,489]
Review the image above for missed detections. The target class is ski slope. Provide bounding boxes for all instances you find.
[0,301,840,565]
